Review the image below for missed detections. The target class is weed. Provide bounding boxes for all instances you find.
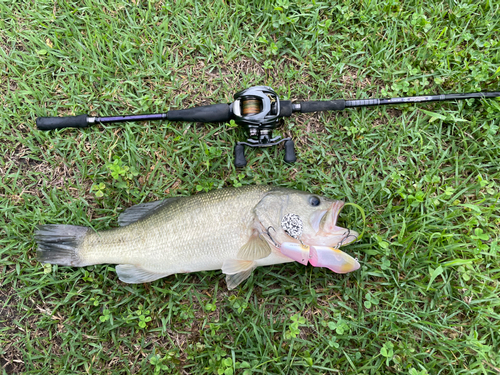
[1,0,499,373]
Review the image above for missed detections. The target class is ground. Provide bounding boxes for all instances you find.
[1,1,499,374]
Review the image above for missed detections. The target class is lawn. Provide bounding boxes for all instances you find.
[1,0,499,374]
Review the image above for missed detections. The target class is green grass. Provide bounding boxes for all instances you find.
[1,0,499,374]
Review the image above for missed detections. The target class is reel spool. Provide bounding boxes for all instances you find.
[230,86,296,167]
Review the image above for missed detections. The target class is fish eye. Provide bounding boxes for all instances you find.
[309,196,320,207]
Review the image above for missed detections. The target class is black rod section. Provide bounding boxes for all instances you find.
[94,113,167,123]
[37,103,232,130]
[344,91,500,108]
[93,104,232,124]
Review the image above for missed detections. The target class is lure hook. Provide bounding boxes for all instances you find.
[265,226,280,248]
[336,228,359,248]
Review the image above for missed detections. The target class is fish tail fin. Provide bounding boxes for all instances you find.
[35,225,90,267]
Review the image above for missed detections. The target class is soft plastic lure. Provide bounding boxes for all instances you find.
[280,242,360,273]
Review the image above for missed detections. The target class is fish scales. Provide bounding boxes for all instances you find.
[35,185,360,289]
[80,185,273,273]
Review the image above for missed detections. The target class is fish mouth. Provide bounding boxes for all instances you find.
[308,201,359,247]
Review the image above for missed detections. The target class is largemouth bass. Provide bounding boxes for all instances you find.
[35,186,360,289]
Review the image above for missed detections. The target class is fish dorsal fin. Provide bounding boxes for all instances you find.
[254,192,289,233]
[118,198,180,226]
[237,230,272,260]
[115,264,170,284]
[222,259,256,290]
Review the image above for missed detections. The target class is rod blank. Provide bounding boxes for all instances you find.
[344,91,500,108]
[36,90,500,131]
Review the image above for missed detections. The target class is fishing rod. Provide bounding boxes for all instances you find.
[36,86,500,167]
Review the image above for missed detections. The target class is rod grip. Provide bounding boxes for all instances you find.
[36,114,89,130]
[280,101,293,117]
[166,103,231,123]
[300,100,345,113]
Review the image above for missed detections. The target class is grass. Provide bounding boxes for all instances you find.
[1,0,499,373]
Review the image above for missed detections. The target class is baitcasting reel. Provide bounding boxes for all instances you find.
[36,86,500,167]
[231,86,296,167]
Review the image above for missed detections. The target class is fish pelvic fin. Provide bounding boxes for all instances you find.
[115,264,171,284]
[35,225,90,267]
[222,259,255,274]
[222,259,256,290]
[237,230,272,260]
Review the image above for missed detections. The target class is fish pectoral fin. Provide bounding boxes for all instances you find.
[237,231,272,260]
[222,259,256,290]
[116,264,170,284]
[118,197,180,226]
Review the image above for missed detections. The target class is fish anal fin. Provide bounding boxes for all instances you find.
[116,264,170,284]
[237,230,272,260]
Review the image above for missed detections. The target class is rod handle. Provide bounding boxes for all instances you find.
[300,100,345,113]
[166,103,231,123]
[36,114,89,130]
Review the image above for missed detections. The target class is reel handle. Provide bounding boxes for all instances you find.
[234,144,247,167]
[234,140,296,168]
[283,140,297,163]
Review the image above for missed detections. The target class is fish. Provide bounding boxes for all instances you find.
[35,185,360,289]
